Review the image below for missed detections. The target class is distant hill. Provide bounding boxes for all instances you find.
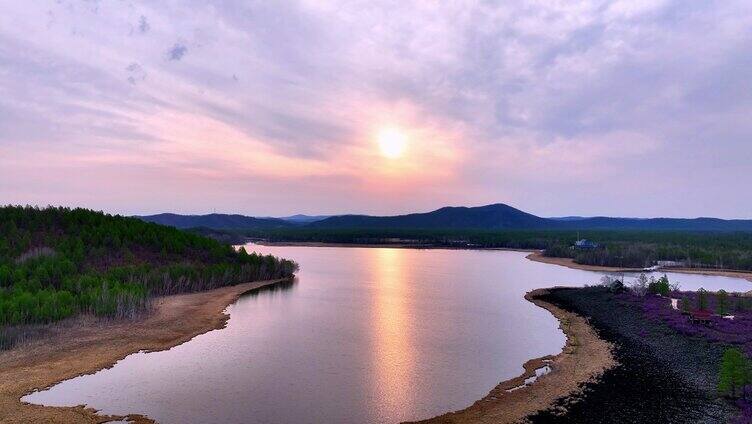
[278,214,331,224]
[310,204,549,229]
[311,204,752,232]
[137,213,294,230]
[560,216,752,232]
[137,205,752,232]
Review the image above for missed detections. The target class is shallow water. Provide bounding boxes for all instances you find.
[24,245,752,423]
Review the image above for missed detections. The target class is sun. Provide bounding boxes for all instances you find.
[377,127,408,159]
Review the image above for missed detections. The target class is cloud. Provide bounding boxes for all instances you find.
[138,15,149,34]
[166,43,187,61]
[0,1,751,217]
[125,62,146,84]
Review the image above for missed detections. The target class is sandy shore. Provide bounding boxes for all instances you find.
[0,271,616,424]
[0,279,287,424]
[526,251,752,283]
[528,287,737,422]
[526,251,643,273]
[410,288,616,424]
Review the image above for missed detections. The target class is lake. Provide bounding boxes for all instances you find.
[24,245,752,423]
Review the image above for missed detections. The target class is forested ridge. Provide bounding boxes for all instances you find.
[148,203,752,232]
[0,206,298,336]
[241,227,752,271]
[155,203,752,272]
[544,233,752,270]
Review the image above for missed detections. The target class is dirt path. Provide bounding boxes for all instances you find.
[0,279,286,424]
[409,288,616,424]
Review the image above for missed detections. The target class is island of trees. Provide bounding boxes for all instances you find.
[0,206,298,348]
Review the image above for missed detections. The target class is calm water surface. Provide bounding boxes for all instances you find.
[24,245,752,423]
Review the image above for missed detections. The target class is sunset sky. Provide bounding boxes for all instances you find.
[2,1,751,218]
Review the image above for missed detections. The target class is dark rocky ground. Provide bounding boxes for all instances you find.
[526,287,738,424]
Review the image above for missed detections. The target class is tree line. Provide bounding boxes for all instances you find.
[233,227,752,271]
[0,206,298,332]
[544,238,752,270]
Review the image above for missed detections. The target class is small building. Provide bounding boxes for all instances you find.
[655,260,686,268]
[574,239,599,249]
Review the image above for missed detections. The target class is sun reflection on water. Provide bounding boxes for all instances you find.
[369,248,417,414]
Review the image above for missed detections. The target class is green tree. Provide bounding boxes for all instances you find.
[0,206,298,329]
[648,275,671,296]
[697,288,708,311]
[735,295,750,312]
[680,296,691,313]
[718,348,751,398]
[716,290,729,316]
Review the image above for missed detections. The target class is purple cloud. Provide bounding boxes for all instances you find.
[167,43,187,61]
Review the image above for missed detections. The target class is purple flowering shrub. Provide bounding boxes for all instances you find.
[636,292,752,357]
[629,290,752,423]
[733,398,752,424]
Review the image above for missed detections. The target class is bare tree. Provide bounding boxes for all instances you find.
[630,273,649,297]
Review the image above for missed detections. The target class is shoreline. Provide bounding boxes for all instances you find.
[0,263,616,424]
[8,245,747,423]
[0,279,288,424]
[1,252,615,424]
[410,288,616,424]
[525,251,643,273]
[526,251,752,283]
[253,240,539,252]
[259,242,752,284]
[526,287,737,422]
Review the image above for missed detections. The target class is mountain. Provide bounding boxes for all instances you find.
[560,216,752,232]
[137,205,752,232]
[309,204,549,229]
[311,204,752,232]
[278,214,332,224]
[137,213,294,230]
